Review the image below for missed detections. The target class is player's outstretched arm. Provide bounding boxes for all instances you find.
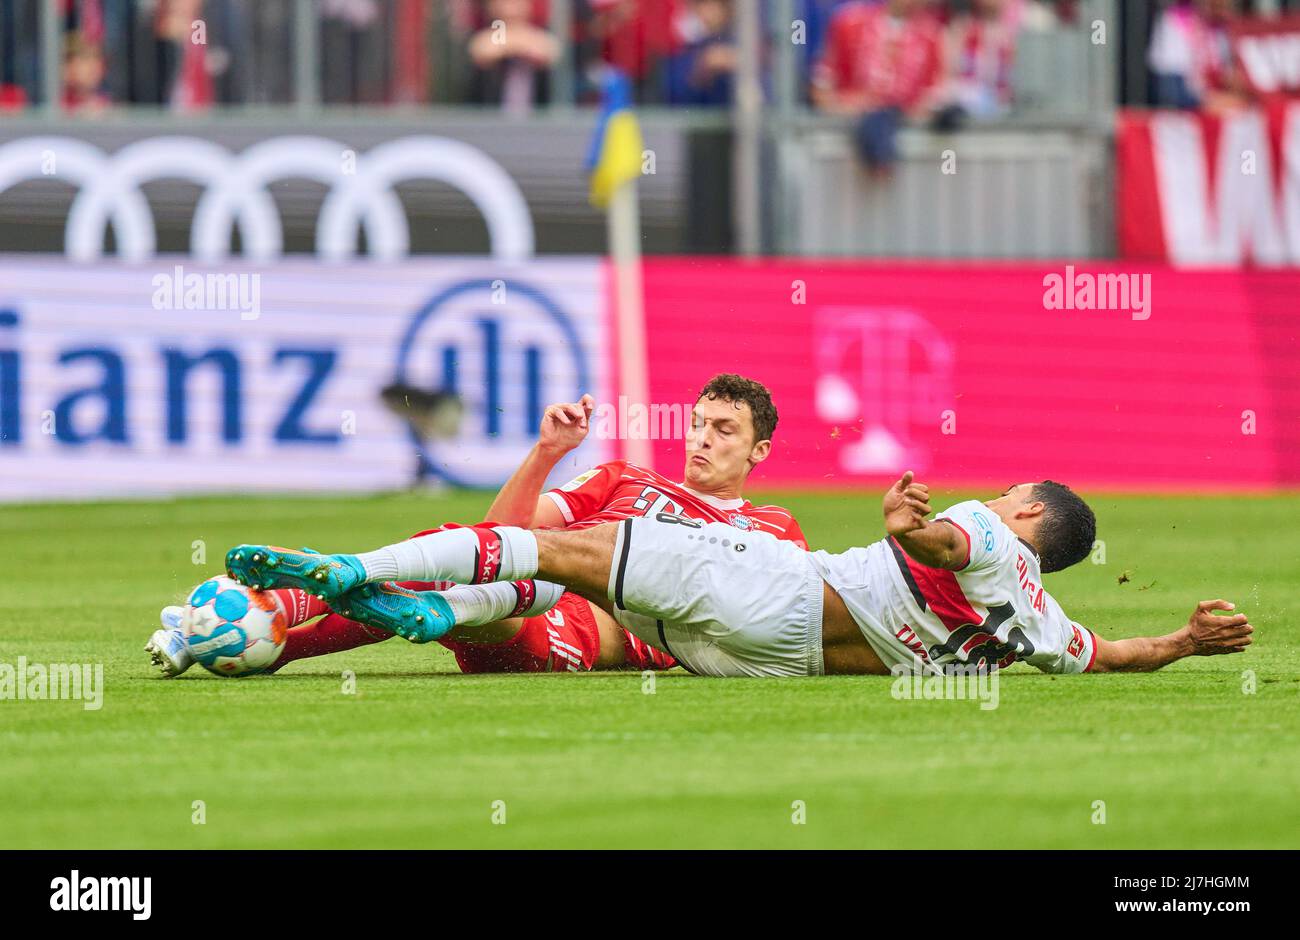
[883,471,969,570]
[485,394,595,527]
[1089,600,1254,672]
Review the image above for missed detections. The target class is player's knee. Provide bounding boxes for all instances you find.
[535,524,616,585]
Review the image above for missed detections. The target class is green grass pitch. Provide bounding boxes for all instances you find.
[1,489,1297,849]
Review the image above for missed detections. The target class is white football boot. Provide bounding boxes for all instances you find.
[145,606,195,678]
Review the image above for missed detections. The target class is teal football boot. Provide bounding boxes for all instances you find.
[225,545,367,600]
[332,583,456,644]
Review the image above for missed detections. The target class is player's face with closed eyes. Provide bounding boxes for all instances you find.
[684,396,769,493]
[984,483,1043,525]
[985,483,1022,509]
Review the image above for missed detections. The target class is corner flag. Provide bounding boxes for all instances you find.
[586,70,644,208]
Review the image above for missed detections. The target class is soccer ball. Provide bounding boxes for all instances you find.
[182,576,288,677]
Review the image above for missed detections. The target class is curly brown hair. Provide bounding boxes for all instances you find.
[696,374,778,443]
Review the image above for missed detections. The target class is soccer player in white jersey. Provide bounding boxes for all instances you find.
[225,472,1254,677]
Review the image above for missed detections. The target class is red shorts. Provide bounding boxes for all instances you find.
[441,591,601,674]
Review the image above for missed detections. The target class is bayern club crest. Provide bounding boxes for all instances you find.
[728,513,755,531]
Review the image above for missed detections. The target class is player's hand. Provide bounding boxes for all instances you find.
[883,470,932,537]
[1185,599,1253,656]
[538,394,596,456]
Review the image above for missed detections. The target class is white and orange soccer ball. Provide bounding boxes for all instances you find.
[181,576,288,677]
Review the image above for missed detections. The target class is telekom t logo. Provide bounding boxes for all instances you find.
[813,307,954,474]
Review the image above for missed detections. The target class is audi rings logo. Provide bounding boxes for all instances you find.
[0,134,535,262]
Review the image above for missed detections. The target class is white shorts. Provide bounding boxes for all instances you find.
[606,516,825,678]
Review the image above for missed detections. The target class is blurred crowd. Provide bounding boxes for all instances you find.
[1146,0,1252,113]
[808,0,1072,173]
[0,0,1278,123]
[0,0,1077,116]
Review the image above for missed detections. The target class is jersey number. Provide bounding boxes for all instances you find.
[928,603,1036,669]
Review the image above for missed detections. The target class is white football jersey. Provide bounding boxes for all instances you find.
[808,500,1096,674]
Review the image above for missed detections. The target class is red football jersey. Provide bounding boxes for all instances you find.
[544,460,808,549]
[812,1,945,111]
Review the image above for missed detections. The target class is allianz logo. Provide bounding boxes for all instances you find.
[0,308,340,448]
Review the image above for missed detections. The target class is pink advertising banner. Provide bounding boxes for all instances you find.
[636,259,1300,490]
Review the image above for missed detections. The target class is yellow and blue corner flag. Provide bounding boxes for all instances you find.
[586,70,644,209]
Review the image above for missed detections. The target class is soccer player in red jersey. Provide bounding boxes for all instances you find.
[148,374,807,677]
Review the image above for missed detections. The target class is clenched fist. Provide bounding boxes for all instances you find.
[538,394,596,457]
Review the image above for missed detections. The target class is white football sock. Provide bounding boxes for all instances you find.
[441,580,565,626]
[354,527,477,582]
[494,527,539,581]
[353,526,539,583]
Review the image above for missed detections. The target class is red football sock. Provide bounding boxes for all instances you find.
[266,588,331,626]
[266,580,454,672]
[271,613,392,670]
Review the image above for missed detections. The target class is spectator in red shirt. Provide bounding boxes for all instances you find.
[1147,0,1247,113]
[811,0,947,174]
[0,85,26,112]
[580,0,681,102]
[944,0,1024,121]
[155,0,213,111]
